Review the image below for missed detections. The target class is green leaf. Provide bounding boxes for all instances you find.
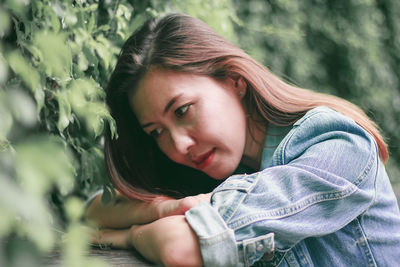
[64,7,78,26]
[0,54,8,84]
[0,205,13,237]
[116,4,131,20]
[15,135,75,196]
[82,46,99,68]
[5,0,30,17]
[0,173,55,251]
[0,7,11,38]
[87,12,95,33]
[22,43,43,64]
[56,91,71,132]
[8,89,37,127]
[84,3,99,12]
[45,5,60,32]
[62,222,109,267]
[7,50,40,92]
[104,113,117,139]
[34,87,45,113]
[33,31,72,78]
[92,117,104,138]
[92,37,111,70]
[65,197,84,222]
[0,100,13,143]
[77,51,89,71]
[67,78,112,136]
[94,24,110,34]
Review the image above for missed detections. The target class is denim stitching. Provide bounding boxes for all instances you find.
[280,108,349,166]
[351,218,377,267]
[296,242,312,267]
[214,174,259,222]
[284,108,377,188]
[229,185,358,230]
[352,139,376,187]
[285,250,300,267]
[197,229,235,246]
[224,192,248,223]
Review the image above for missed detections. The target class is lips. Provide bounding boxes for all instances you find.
[192,148,216,169]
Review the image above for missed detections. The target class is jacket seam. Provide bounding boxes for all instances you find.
[229,152,376,230]
[297,242,312,267]
[280,108,376,188]
[214,174,259,223]
[351,218,377,267]
[277,109,331,166]
[197,228,234,245]
[229,140,376,230]
[284,250,299,267]
[352,139,376,188]
[228,184,358,230]
[225,192,248,223]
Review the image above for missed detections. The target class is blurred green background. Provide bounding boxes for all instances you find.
[0,0,398,266]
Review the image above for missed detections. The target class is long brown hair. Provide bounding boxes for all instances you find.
[105,13,388,201]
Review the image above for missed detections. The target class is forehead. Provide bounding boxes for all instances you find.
[130,68,233,123]
[133,69,185,101]
[130,69,198,120]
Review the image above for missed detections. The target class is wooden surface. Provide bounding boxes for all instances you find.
[42,247,159,267]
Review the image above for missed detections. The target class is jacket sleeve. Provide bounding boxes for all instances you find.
[185,108,379,266]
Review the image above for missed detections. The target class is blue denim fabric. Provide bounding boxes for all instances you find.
[185,106,400,267]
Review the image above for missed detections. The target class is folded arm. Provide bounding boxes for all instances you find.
[85,190,211,228]
[92,215,203,267]
[87,193,210,266]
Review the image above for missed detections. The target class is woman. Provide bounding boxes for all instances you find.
[86,13,400,266]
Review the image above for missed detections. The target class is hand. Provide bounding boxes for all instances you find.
[91,215,203,267]
[156,193,212,219]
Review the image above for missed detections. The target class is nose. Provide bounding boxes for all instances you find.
[170,129,195,155]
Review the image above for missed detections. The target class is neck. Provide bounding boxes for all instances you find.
[241,117,267,170]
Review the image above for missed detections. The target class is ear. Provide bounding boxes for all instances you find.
[234,76,247,99]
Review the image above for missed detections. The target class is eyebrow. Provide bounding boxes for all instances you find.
[141,94,183,129]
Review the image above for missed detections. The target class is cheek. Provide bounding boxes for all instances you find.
[200,106,247,148]
[225,106,247,156]
[220,102,247,137]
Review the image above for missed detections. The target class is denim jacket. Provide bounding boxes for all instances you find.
[185,106,400,267]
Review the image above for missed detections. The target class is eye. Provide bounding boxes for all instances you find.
[174,104,191,118]
[149,127,163,138]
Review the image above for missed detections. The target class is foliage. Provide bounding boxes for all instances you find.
[0,0,236,266]
[233,0,400,196]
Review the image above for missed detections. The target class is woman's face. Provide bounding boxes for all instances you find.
[130,68,248,179]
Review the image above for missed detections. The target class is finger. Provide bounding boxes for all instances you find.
[196,192,212,202]
[156,193,213,219]
[177,193,212,213]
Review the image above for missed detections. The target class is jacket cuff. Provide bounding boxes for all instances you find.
[185,202,242,267]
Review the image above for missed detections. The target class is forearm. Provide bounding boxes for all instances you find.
[91,215,203,267]
[85,193,159,228]
[85,192,211,229]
